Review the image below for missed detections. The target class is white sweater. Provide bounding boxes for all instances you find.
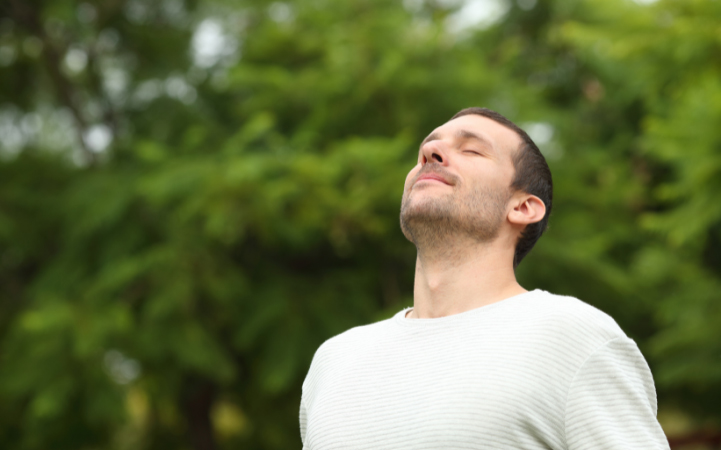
[300,290,670,449]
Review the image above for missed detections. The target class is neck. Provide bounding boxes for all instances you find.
[409,237,525,319]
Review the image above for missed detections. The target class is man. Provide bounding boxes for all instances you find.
[299,107,670,449]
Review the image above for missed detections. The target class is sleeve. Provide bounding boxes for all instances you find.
[564,337,670,450]
[300,394,307,446]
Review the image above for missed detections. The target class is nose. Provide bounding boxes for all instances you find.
[421,140,449,166]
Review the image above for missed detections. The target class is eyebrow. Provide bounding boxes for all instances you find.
[419,129,495,152]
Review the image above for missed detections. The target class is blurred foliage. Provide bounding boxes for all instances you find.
[0,0,719,448]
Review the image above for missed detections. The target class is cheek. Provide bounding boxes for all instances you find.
[404,164,421,190]
[461,167,510,199]
[479,163,513,187]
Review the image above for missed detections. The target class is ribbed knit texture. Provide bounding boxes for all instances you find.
[300,290,669,449]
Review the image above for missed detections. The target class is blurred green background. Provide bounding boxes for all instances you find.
[0,0,720,448]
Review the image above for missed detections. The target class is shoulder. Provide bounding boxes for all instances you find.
[543,290,624,330]
[302,316,396,387]
[512,290,629,356]
[313,315,396,360]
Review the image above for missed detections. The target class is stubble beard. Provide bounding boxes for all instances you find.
[400,180,510,252]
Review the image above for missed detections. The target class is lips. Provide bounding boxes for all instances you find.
[415,173,451,185]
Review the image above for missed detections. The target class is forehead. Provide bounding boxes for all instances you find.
[432,114,523,160]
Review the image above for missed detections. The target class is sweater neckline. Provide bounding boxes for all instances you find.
[393,289,541,327]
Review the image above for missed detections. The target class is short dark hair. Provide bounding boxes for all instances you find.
[450,107,553,268]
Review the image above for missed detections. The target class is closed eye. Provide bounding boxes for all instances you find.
[463,150,482,156]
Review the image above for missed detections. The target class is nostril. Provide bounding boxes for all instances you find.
[432,153,443,163]
[422,155,428,164]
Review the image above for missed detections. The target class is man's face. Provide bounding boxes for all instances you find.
[400,114,521,247]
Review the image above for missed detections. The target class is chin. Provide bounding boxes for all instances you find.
[406,192,450,212]
[401,195,454,227]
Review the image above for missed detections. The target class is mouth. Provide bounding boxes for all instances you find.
[415,173,451,186]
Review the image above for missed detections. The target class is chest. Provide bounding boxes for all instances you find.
[303,335,567,450]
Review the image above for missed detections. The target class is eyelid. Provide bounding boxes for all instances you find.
[463,149,482,156]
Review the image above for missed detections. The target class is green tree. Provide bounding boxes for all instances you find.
[1,0,719,449]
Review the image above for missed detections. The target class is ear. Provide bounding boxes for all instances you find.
[508,194,546,227]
